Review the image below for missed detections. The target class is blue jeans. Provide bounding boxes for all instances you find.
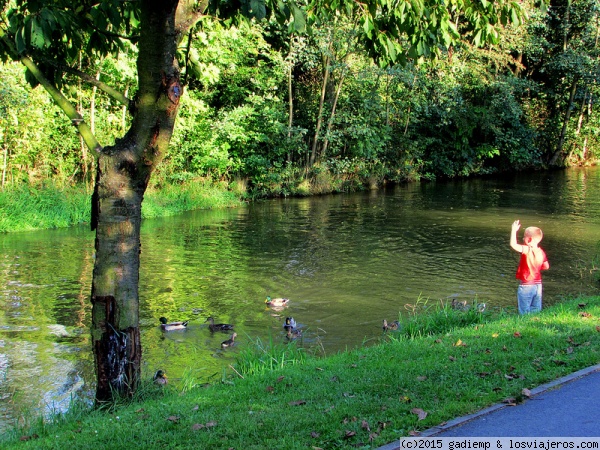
[517,283,542,314]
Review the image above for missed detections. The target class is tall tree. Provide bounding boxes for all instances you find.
[1,0,204,403]
[521,0,600,166]
[0,0,528,403]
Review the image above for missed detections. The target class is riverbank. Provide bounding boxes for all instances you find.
[0,181,242,233]
[0,174,380,234]
[2,296,599,449]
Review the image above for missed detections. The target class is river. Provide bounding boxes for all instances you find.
[1,167,599,430]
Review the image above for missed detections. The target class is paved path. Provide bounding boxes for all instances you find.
[377,364,600,449]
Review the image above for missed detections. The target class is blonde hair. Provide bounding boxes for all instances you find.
[524,226,543,244]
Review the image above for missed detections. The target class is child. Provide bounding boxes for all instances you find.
[510,220,550,314]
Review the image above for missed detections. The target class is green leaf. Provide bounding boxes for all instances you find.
[363,16,373,38]
[277,1,290,19]
[398,1,406,21]
[386,37,397,63]
[448,20,459,38]
[29,17,46,49]
[410,0,423,18]
[440,17,448,33]
[249,0,267,19]
[291,4,306,33]
[16,26,26,54]
[39,8,56,33]
[510,8,519,25]
[473,29,482,47]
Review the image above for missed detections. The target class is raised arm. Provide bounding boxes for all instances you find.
[510,220,524,253]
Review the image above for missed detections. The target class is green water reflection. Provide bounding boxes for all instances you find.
[1,167,599,430]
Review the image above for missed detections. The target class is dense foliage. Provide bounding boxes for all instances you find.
[1,0,599,199]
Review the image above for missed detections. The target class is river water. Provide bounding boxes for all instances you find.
[1,167,599,430]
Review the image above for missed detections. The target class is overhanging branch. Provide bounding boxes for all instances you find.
[1,32,104,154]
[57,63,131,107]
[20,55,104,155]
[176,1,209,32]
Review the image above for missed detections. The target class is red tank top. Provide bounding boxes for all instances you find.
[516,247,547,284]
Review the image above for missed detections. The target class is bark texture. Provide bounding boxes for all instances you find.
[90,0,186,403]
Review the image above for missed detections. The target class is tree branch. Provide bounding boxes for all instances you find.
[176,2,209,32]
[57,64,131,107]
[0,33,103,154]
[20,55,104,155]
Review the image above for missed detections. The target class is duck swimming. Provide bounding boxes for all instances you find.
[265,296,289,307]
[221,333,237,348]
[382,319,400,331]
[451,299,469,311]
[283,317,297,331]
[206,316,234,332]
[159,317,189,331]
[286,328,302,340]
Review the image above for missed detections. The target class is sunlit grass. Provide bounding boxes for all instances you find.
[0,181,243,233]
[235,335,307,376]
[142,181,241,218]
[390,296,503,338]
[3,296,599,449]
[0,184,90,233]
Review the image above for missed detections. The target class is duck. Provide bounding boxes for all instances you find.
[382,319,400,331]
[283,317,297,331]
[451,299,470,311]
[159,317,189,331]
[286,328,302,340]
[153,370,168,385]
[265,296,289,307]
[221,333,237,348]
[205,316,234,332]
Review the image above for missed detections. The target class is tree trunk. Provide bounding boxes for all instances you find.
[90,152,145,402]
[385,72,390,128]
[320,70,346,160]
[287,64,294,162]
[1,145,7,189]
[286,39,294,163]
[549,77,578,167]
[309,52,331,167]
[514,52,523,77]
[13,0,198,403]
[90,71,99,134]
[287,65,294,138]
[576,89,590,134]
[90,1,183,403]
[122,85,129,132]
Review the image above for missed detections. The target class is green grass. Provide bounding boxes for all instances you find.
[235,335,308,376]
[3,296,599,449]
[396,296,496,338]
[0,184,91,233]
[142,181,241,219]
[0,181,242,233]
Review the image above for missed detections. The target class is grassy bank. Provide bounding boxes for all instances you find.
[0,184,90,233]
[3,296,599,449]
[0,181,242,233]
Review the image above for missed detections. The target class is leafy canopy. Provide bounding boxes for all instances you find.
[1,0,140,87]
[1,0,531,83]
